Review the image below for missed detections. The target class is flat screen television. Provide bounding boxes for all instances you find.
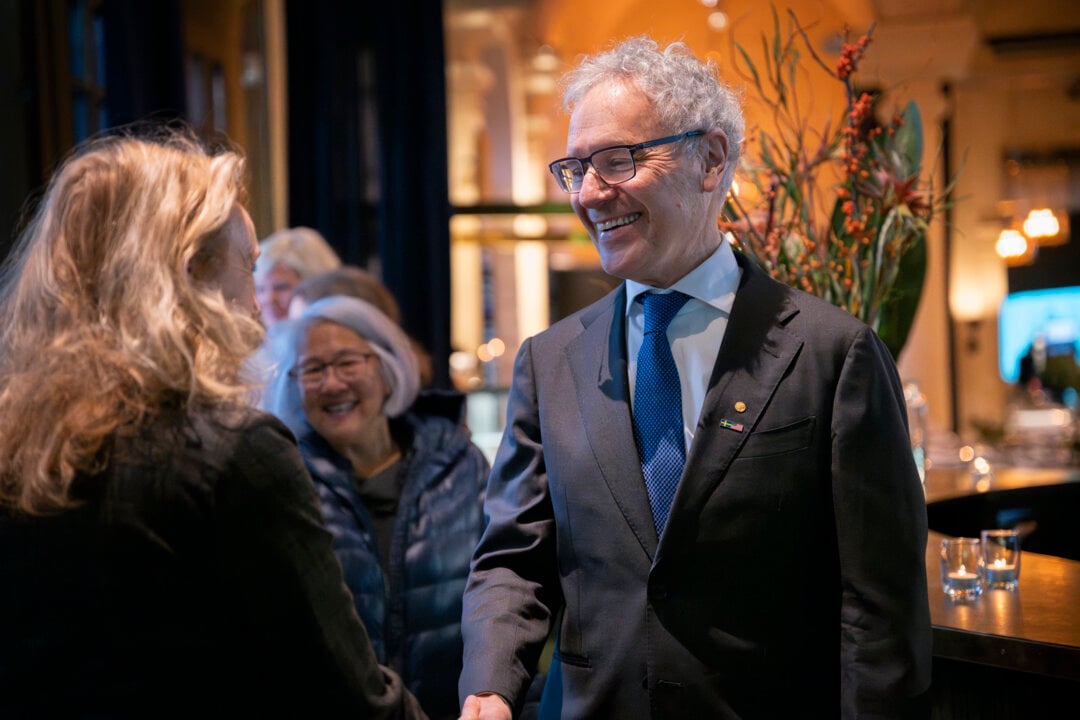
[998,286,1080,384]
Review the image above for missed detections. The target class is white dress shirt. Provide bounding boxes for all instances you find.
[625,236,742,452]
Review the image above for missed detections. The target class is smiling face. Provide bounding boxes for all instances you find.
[257,262,302,326]
[297,320,391,453]
[567,80,723,288]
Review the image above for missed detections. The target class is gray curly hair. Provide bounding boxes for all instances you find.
[561,35,745,193]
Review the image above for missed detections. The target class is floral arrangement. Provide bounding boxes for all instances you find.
[720,8,957,358]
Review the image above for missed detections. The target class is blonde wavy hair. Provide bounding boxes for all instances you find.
[0,127,264,514]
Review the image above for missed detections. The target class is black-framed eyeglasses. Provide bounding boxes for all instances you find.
[548,130,704,194]
[289,352,377,390]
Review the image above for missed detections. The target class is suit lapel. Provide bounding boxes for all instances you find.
[567,285,660,558]
[658,256,804,559]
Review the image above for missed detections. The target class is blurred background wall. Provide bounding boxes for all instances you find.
[2,0,1078,455]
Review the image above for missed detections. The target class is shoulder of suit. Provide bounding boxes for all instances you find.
[533,283,623,339]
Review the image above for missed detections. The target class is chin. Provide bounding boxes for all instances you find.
[599,254,644,283]
[315,425,354,449]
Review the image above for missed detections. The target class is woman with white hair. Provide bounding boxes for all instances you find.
[263,295,489,720]
[247,226,342,398]
[255,225,341,328]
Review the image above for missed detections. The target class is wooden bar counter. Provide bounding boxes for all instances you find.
[922,465,1080,716]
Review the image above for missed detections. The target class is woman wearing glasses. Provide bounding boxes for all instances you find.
[263,295,489,720]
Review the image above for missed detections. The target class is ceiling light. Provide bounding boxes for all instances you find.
[1022,208,1062,245]
[995,229,1035,266]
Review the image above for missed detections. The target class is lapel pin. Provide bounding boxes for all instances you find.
[734,401,747,413]
[719,418,744,432]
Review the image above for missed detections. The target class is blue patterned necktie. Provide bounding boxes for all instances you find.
[633,291,691,536]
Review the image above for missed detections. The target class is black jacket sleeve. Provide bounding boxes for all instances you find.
[213,415,428,719]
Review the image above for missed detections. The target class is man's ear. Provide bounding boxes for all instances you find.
[701,129,729,193]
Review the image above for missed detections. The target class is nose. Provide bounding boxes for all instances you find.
[320,366,349,390]
[274,290,291,316]
[576,165,615,206]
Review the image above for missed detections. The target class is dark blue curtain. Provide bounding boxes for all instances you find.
[101,0,186,128]
[287,0,451,389]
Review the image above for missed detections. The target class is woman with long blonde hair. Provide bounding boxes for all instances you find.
[0,126,425,719]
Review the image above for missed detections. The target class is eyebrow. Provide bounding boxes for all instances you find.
[298,349,374,364]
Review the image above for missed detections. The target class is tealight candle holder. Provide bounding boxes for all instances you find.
[981,529,1021,591]
[940,537,984,600]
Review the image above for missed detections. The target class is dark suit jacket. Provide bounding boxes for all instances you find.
[460,253,932,719]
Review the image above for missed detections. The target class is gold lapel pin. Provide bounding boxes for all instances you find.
[734,401,747,413]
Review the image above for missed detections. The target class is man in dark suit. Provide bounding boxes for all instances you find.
[458,35,931,720]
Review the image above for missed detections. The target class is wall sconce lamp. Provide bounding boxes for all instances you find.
[1022,208,1060,239]
[1022,207,1068,247]
[995,228,1034,266]
[994,207,1067,267]
[951,287,994,356]
[963,319,981,354]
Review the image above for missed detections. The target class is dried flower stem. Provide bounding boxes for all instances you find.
[721,6,955,357]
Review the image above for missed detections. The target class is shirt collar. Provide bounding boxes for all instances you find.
[624,234,741,315]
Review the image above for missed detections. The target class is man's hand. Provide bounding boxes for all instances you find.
[458,692,512,720]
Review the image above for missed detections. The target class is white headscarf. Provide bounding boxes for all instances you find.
[261,295,421,435]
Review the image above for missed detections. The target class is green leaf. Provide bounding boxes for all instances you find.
[735,43,762,92]
[829,196,847,241]
[759,132,777,168]
[771,4,782,65]
[781,230,803,259]
[893,100,924,178]
[785,48,799,107]
[876,231,927,360]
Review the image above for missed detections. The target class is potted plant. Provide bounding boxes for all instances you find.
[720,8,960,360]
